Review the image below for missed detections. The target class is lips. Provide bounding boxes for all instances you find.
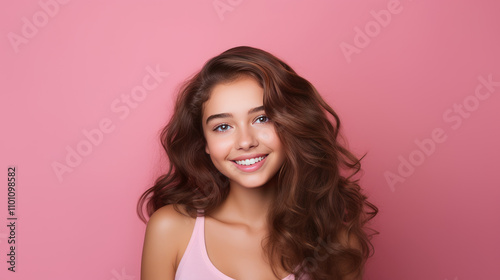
[230,154,268,172]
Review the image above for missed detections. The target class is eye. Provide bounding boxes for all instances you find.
[213,124,231,132]
[254,115,269,124]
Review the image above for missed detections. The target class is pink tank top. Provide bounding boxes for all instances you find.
[174,213,308,280]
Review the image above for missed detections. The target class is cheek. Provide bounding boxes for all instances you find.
[259,128,282,148]
[206,137,232,158]
[205,137,237,176]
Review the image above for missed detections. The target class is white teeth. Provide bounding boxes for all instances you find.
[235,156,265,166]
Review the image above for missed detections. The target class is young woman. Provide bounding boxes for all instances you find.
[138,46,378,280]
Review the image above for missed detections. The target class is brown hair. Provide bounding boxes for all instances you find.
[137,46,378,279]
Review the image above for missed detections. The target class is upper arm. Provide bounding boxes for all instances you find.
[140,204,188,280]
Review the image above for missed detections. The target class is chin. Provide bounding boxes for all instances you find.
[230,175,278,189]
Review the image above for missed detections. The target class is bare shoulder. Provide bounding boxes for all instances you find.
[141,204,195,280]
[148,204,194,229]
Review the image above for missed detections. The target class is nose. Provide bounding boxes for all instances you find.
[236,126,258,150]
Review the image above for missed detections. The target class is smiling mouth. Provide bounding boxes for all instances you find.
[233,155,268,166]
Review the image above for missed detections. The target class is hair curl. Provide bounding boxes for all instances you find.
[137,46,378,280]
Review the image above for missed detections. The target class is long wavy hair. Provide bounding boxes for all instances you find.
[137,46,378,279]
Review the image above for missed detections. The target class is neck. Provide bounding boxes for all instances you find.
[214,177,278,230]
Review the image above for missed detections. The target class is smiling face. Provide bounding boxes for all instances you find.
[202,76,285,189]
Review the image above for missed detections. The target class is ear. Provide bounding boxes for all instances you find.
[205,144,210,154]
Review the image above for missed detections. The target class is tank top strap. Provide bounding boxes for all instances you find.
[194,213,205,241]
[175,211,207,279]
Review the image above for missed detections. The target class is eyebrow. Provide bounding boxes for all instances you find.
[205,105,265,124]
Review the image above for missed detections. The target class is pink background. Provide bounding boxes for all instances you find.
[1,0,499,279]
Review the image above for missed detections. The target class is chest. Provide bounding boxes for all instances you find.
[204,218,290,280]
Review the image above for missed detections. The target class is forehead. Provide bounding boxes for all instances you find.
[202,77,264,118]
